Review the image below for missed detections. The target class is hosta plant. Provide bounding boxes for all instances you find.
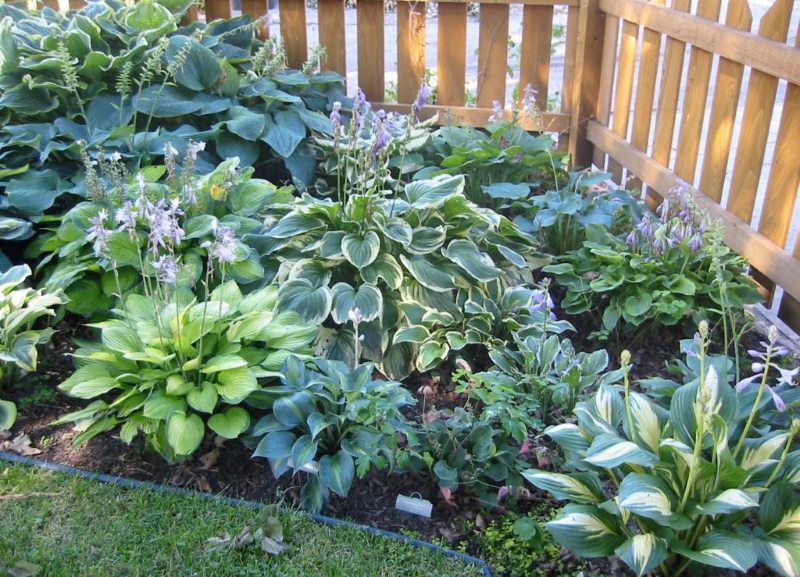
[524,323,800,577]
[0,265,67,430]
[250,355,415,512]
[56,281,317,460]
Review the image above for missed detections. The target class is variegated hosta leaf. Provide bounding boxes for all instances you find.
[545,503,626,558]
[399,254,456,292]
[330,282,383,325]
[441,239,501,282]
[670,367,737,446]
[626,392,662,454]
[784,451,800,485]
[275,278,332,325]
[693,489,759,516]
[0,399,17,431]
[618,473,690,529]
[615,533,670,577]
[760,483,800,538]
[361,254,403,290]
[672,531,758,572]
[416,340,449,372]
[544,423,590,463]
[392,325,430,345]
[574,384,623,437]
[584,433,659,469]
[740,432,789,472]
[522,470,605,504]
[341,231,380,269]
[404,174,465,208]
[755,536,800,577]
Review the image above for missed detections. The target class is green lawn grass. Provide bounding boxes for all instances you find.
[0,463,484,577]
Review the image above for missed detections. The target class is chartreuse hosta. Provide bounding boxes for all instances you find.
[524,322,800,577]
[57,282,317,461]
[0,265,68,430]
[247,173,546,379]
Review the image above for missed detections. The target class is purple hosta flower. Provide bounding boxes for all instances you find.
[108,151,122,163]
[488,100,504,123]
[202,224,238,265]
[187,141,206,161]
[182,183,198,207]
[371,113,392,160]
[529,288,556,320]
[522,83,537,117]
[414,83,431,118]
[635,213,656,241]
[353,88,367,112]
[626,228,639,248]
[496,485,510,504]
[735,371,787,412]
[146,198,185,255]
[152,254,177,285]
[688,233,704,252]
[116,201,138,239]
[87,209,111,258]
[330,100,342,133]
[348,307,364,325]
[164,142,178,160]
[136,173,148,197]
[652,234,668,255]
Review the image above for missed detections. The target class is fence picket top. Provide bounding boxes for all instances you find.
[318,0,347,75]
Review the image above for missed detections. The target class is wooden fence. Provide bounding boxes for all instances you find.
[25,0,800,331]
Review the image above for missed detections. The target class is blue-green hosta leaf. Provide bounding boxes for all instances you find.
[319,451,355,497]
[546,503,626,558]
[522,470,605,504]
[167,35,221,91]
[0,216,33,241]
[207,407,250,439]
[273,391,314,427]
[201,354,248,374]
[216,367,257,404]
[406,226,447,255]
[6,170,62,216]
[133,85,203,118]
[670,367,737,446]
[760,482,800,537]
[481,182,531,200]
[618,473,688,528]
[291,434,319,471]
[672,531,758,572]
[307,411,334,440]
[442,239,501,282]
[615,534,670,577]
[187,381,218,414]
[394,325,432,345]
[263,109,306,158]
[0,400,16,431]
[268,213,325,239]
[225,106,266,141]
[276,279,332,325]
[399,255,456,292]
[405,174,465,208]
[330,282,383,324]
[166,412,205,456]
[300,472,328,514]
[361,254,403,290]
[253,430,297,460]
[341,231,380,269]
[754,536,800,577]
[694,489,759,516]
[584,433,659,469]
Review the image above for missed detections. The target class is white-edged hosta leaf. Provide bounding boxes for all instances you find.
[442,239,501,282]
[405,174,464,208]
[406,226,447,255]
[694,489,759,516]
[545,423,590,461]
[522,470,605,504]
[672,531,758,572]
[208,407,250,439]
[740,432,789,472]
[399,255,455,292]
[392,325,430,345]
[545,503,626,557]
[618,473,691,529]
[341,231,380,269]
[416,340,449,372]
[330,282,383,324]
[166,412,205,456]
[626,392,662,454]
[374,216,412,245]
[361,254,403,289]
[615,533,670,577]
[584,433,659,469]
[216,367,258,403]
[276,278,332,325]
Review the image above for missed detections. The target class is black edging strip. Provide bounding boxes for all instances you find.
[0,451,493,577]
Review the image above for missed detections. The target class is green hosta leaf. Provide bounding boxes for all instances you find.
[101,325,142,354]
[253,430,297,460]
[361,254,403,290]
[405,175,465,208]
[393,325,430,345]
[276,279,332,325]
[672,531,758,572]
[69,375,120,399]
[106,231,142,267]
[618,473,686,527]
[319,451,355,497]
[166,412,205,456]
[201,354,249,374]
[208,407,250,439]
[143,391,186,420]
[584,433,659,469]
[615,533,670,577]
[545,503,626,557]
[187,381,218,414]
[442,239,501,282]
[330,282,383,324]
[522,470,605,504]
[623,293,653,319]
[291,434,319,470]
[341,231,380,269]
[0,400,17,431]
[400,255,455,292]
[229,179,280,217]
[273,391,314,427]
[257,312,317,350]
[694,489,759,516]
[9,332,38,372]
[216,367,257,403]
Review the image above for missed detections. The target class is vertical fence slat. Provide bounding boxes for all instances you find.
[476,4,510,108]
[242,0,269,39]
[318,0,346,75]
[39,0,59,9]
[558,5,579,151]
[519,5,554,112]
[437,2,467,106]
[357,0,385,101]
[607,19,639,183]
[698,0,752,203]
[627,0,665,191]
[205,0,232,22]
[281,0,308,69]
[650,0,691,173]
[592,13,620,169]
[673,0,722,183]
[397,0,427,103]
[726,0,793,224]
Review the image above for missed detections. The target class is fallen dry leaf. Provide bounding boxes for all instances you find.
[0,433,42,456]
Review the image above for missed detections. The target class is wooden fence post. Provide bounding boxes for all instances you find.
[570,0,606,168]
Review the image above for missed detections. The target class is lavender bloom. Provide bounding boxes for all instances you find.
[152,254,177,285]
[164,142,178,160]
[136,173,148,197]
[529,288,556,320]
[116,201,138,239]
[87,209,111,258]
[330,101,342,133]
[145,198,185,255]
[626,228,638,248]
[414,83,431,118]
[735,372,786,412]
[108,151,122,162]
[372,115,392,160]
[187,141,206,161]
[202,225,238,265]
[489,100,504,123]
[348,307,364,325]
[522,83,537,117]
[182,183,198,206]
[688,233,703,252]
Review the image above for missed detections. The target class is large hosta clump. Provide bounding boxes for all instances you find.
[246,174,546,378]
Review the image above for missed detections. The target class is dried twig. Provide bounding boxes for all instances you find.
[0,492,62,501]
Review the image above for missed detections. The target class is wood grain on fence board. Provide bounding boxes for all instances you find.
[727,0,793,224]
[476,4,510,108]
[673,0,721,183]
[592,12,619,170]
[698,0,752,203]
[281,0,308,69]
[437,2,468,106]
[204,0,232,21]
[397,1,427,103]
[607,19,639,183]
[357,0,385,101]
[318,0,346,74]
[558,5,579,152]
[519,5,554,111]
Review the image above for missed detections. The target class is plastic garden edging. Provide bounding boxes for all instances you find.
[0,450,494,577]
